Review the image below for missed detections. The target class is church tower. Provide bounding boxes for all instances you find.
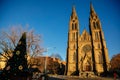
[66,6,79,75]
[89,3,110,74]
[65,3,110,76]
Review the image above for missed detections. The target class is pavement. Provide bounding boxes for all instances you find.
[48,75,120,80]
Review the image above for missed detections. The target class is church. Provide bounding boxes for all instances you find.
[65,3,110,77]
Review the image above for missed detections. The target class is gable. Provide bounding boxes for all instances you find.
[79,29,91,41]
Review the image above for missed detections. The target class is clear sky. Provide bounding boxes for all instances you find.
[0,0,120,61]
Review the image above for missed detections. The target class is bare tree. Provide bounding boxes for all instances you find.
[0,25,44,66]
[110,53,120,70]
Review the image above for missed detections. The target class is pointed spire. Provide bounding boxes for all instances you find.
[71,5,78,19]
[72,5,76,13]
[90,2,96,14]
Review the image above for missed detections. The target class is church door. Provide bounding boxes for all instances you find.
[86,65,91,71]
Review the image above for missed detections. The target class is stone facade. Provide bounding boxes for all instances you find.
[0,56,6,70]
[65,4,110,76]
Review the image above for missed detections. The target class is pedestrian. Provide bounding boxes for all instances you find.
[114,72,117,80]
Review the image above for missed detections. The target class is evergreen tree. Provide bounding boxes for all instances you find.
[0,32,31,79]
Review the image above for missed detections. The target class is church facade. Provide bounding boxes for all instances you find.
[65,4,110,76]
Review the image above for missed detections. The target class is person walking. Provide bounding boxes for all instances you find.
[114,72,117,80]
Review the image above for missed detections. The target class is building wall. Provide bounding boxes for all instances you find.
[0,57,6,70]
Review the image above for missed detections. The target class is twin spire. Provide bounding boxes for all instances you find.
[71,6,78,20]
[90,3,96,14]
[90,3,97,18]
[72,6,76,15]
[71,3,96,18]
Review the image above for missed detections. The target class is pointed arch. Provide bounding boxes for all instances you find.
[75,23,77,30]
[93,22,97,29]
[73,52,76,62]
[73,44,76,49]
[95,32,99,40]
[96,21,100,29]
[83,60,91,71]
[98,52,103,63]
[85,60,91,71]
[72,33,75,41]
[72,23,74,30]
[98,43,100,49]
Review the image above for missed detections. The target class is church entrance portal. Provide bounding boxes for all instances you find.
[85,65,91,71]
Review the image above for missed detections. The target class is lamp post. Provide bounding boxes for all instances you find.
[44,47,56,74]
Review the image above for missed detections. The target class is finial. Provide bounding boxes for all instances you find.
[90,2,94,11]
[72,5,76,13]
[90,2,96,14]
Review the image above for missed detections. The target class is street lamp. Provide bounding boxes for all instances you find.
[44,47,56,74]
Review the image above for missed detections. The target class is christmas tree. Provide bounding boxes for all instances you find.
[0,32,31,79]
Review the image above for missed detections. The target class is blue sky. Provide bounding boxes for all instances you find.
[0,0,120,61]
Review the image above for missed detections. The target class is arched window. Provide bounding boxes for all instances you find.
[73,52,76,62]
[98,44,100,49]
[96,22,100,29]
[95,32,99,40]
[75,23,77,30]
[93,22,96,29]
[74,44,76,49]
[85,61,91,71]
[98,52,103,63]
[72,33,75,41]
[76,32,78,39]
[93,22,99,29]
[72,23,74,30]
